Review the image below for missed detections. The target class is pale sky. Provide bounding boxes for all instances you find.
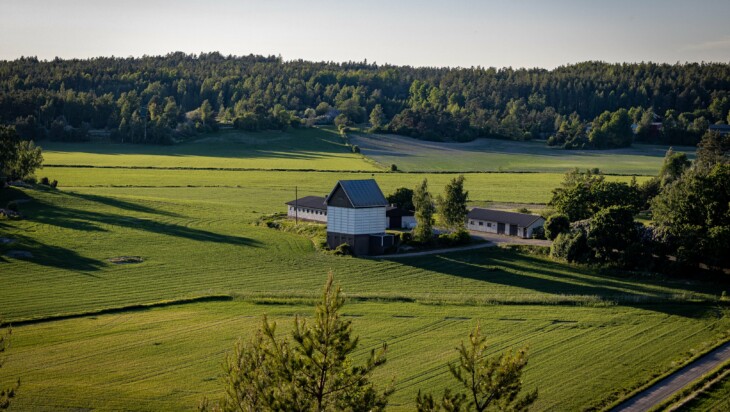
[1,0,729,68]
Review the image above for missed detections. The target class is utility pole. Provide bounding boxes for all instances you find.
[295,186,298,224]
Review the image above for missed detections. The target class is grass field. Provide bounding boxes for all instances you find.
[677,373,730,411]
[349,132,696,175]
[0,130,726,411]
[42,127,380,171]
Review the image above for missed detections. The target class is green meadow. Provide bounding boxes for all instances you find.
[0,128,726,411]
[349,132,696,175]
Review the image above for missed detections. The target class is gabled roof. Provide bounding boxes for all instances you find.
[468,208,544,227]
[286,196,327,210]
[326,179,388,208]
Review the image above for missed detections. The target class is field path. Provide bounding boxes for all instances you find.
[611,341,730,412]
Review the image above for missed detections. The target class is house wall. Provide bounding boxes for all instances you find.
[402,216,417,229]
[287,206,327,223]
[327,206,386,235]
[467,218,546,239]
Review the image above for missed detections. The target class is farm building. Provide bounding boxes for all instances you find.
[386,207,416,229]
[285,196,327,223]
[326,179,394,256]
[467,208,545,239]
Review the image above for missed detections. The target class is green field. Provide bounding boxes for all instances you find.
[0,129,726,411]
[42,127,380,171]
[349,132,696,175]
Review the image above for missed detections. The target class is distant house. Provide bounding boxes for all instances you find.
[709,124,730,136]
[467,208,545,239]
[286,196,327,223]
[386,207,416,229]
[326,179,393,256]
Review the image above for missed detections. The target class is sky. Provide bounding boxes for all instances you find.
[1,0,729,69]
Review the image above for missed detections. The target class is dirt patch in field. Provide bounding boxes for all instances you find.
[108,256,144,264]
[5,250,33,259]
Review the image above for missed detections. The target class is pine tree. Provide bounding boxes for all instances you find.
[416,324,537,412]
[201,273,391,412]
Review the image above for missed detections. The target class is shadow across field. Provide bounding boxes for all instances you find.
[386,248,724,317]
[0,232,104,272]
[26,196,260,247]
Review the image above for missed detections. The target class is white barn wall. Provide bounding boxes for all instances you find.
[287,206,327,223]
[327,206,385,234]
[468,217,545,238]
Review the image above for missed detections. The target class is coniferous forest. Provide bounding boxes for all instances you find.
[1,52,729,147]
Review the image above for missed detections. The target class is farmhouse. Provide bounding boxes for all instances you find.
[326,179,394,256]
[285,195,327,223]
[467,208,545,239]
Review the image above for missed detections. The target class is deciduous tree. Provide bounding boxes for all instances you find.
[413,179,435,243]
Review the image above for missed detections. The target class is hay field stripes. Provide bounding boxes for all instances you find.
[3,301,729,411]
[349,132,696,175]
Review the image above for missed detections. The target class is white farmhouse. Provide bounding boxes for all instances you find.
[325,179,393,255]
[467,208,545,239]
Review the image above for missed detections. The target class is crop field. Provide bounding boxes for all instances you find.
[0,131,726,411]
[2,300,729,411]
[42,127,380,171]
[349,132,696,175]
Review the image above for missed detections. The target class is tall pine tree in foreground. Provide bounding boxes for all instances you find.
[200,273,391,412]
[416,324,537,412]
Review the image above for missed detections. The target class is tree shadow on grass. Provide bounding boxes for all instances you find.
[385,248,727,317]
[60,191,181,217]
[26,196,261,247]
[1,233,105,272]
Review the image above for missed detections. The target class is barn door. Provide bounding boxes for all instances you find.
[497,223,505,234]
[509,224,518,236]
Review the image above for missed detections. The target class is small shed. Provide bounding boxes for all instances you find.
[285,196,327,223]
[326,179,393,255]
[467,208,545,239]
[386,206,416,229]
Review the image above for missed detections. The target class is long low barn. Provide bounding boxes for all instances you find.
[285,196,327,223]
[467,208,545,239]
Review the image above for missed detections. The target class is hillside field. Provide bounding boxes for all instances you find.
[349,132,696,175]
[0,128,726,411]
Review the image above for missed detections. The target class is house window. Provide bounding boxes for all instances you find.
[478,221,483,226]
[469,220,474,225]
[487,222,492,227]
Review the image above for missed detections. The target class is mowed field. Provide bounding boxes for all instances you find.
[349,132,696,175]
[1,128,727,411]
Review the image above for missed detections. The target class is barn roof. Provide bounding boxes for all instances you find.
[285,196,327,210]
[326,179,388,208]
[468,208,544,227]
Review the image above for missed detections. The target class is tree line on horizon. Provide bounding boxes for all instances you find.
[0,52,728,147]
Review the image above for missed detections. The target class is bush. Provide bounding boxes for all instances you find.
[531,226,546,239]
[390,164,398,172]
[40,176,50,185]
[550,231,589,263]
[50,179,58,188]
[23,176,37,185]
[517,207,531,214]
[351,145,360,153]
[544,214,570,240]
[332,243,353,256]
[438,230,471,247]
[6,201,19,212]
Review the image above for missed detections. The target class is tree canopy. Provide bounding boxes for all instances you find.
[0,55,728,146]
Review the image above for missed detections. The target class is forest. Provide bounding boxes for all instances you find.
[0,52,728,147]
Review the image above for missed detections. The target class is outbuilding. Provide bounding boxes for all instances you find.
[285,196,327,223]
[467,208,545,239]
[326,179,393,256]
[386,206,416,229]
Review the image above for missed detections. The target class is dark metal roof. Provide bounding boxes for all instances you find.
[467,208,544,227]
[285,196,327,210]
[326,179,389,208]
[386,206,414,217]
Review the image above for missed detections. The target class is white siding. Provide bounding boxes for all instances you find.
[467,219,499,234]
[327,206,385,234]
[287,206,327,223]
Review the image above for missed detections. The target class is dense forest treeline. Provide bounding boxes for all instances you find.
[0,52,729,146]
